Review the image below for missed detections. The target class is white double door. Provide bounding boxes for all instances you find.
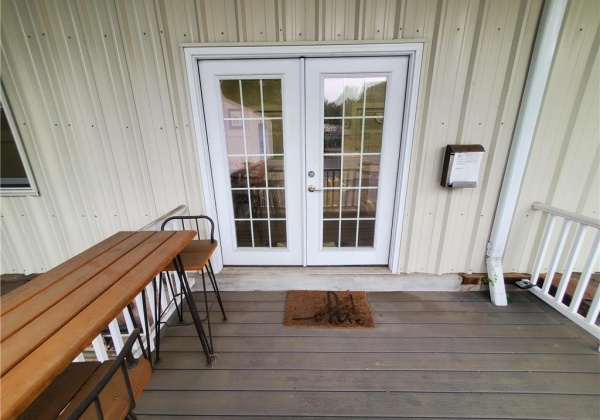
[199,56,408,266]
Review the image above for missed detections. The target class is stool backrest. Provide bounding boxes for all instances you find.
[160,215,215,243]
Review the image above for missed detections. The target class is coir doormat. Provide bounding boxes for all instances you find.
[284,290,375,328]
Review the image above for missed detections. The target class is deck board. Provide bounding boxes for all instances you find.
[137,291,600,419]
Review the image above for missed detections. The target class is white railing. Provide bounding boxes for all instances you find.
[76,206,192,361]
[529,202,600,337]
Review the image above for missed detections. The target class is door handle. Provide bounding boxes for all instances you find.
[308,185,323,192]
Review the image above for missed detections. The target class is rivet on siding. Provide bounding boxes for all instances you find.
[337,34,341,37]
[579,28,583,31]
[478,122,482,125]
[299,33,302,36]
[221,31,224,35]
[42,33,46,36]
[457,28,460,31]
[23,122,26,125]
[68,124,71,126]
[441,122,444,125]
[260,31,263,34]
[377,29,380,33]
[279,28,282,32]
[160,127,163,130]
[104,34,107,38]
[54,124,58,126]
[498,27,501,31]
[399,27,402,31]
[126,126,129,129]
[416,29,419,33]
[68,36,71,39]
[184,34,187,37]
[91,125,94,127]
[160,30,164,33]
[27,35,31,38]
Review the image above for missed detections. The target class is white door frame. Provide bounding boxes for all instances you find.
[184,42,423,274]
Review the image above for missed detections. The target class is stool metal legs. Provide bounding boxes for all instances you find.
[172,254,214,365]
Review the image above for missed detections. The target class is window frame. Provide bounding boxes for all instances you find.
[1,85,39,196]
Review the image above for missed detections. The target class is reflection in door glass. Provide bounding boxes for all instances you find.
[221,79,287,249]
[322,77,387,248]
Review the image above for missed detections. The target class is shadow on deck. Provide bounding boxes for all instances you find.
[136,290,600,419]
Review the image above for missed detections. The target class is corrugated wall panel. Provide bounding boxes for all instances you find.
[76,0,156,226]
[2,0,596,276]
[155,0,205,216]
[504,0,600,273]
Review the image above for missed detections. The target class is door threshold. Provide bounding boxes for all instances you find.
[192,267,462,292]
[220,266,393,275]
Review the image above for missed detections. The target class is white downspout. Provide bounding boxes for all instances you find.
[486,0,568,305]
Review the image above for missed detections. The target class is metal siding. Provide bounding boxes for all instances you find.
[1,0,596,276]
[504,0,600,273]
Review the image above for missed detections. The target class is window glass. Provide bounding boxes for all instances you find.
[1,98,35,194]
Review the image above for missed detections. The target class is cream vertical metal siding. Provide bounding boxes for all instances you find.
[504,0,600,273]
[0,0,595,276]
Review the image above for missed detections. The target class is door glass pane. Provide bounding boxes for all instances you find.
[221,79,287,249]
[321,76,387,248]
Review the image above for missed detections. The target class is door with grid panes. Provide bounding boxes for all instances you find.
[199,57,408,266]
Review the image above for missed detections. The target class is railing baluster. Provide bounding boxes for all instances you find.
[122,307,135,333]
[145,283,156,327]
[159,274,169,311]
[134,295,148,336]
[541,219,572,294]
[554,224,587,303]
[530,215,556,286]
[91,335,108,362]
[108,319,124,354]
[570,232,600,313]
[585,287,600,325]
[73,354,85,363]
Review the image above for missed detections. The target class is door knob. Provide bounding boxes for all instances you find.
[308,185,323,192]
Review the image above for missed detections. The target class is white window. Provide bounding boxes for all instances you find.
[1,86,38,196]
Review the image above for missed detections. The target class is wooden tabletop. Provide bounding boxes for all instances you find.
[0,230,196,419]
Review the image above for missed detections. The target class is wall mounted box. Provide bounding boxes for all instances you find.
[441,145,485,188]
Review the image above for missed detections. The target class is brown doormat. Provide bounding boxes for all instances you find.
[284,290,375,328]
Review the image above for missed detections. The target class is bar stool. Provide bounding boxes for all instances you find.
[154,215,227,363]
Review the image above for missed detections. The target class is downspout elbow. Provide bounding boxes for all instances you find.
[486,244,508,306]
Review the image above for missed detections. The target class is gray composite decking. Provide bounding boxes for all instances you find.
[136,290,600,419]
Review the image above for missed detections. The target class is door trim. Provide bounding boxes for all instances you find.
[184,42,423,274]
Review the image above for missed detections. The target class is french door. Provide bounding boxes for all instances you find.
[199,56,408,266]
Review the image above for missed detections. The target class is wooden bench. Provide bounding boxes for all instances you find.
[17,330,152,420]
